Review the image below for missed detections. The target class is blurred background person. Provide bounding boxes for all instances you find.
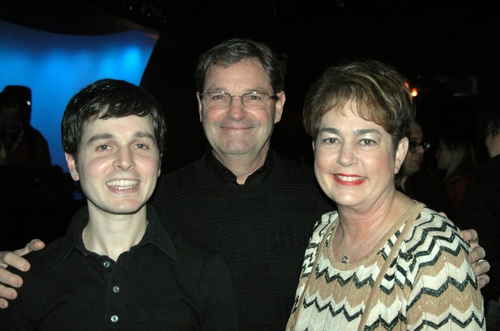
[0,92,51,167]
[435,129,477,209]
[485,112,500,158]
[458,111,500,331]
[397,121,456,218]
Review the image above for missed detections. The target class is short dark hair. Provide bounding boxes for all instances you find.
[61,79,167,160]
[195,38,284,93]
[303,60,415,150]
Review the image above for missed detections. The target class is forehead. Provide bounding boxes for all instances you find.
[409,123,423,139]
[82,115,154,138]
[203,58,272,91]
[321,103,382,130]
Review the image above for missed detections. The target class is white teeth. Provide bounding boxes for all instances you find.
[336,175,365,182]
[106,180,139,189]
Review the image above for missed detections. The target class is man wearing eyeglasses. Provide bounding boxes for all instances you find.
[398,121,456,218]
[0,39,490,331]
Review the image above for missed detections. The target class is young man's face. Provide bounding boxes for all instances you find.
[65,114,161,216]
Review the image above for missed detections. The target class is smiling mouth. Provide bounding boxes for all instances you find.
[334,174,366,182]
[106,179,139,190]
[221,126,252,130]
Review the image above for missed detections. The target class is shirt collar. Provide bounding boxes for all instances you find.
[52,204,176,270]
[205,147,274,187]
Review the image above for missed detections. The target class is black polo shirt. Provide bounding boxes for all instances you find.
[205,147,273,187]
[0,205,238,331]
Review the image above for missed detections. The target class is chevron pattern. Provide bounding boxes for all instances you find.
[287,207,485,330]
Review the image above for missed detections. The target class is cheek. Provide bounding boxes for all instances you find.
[314,148,334,173]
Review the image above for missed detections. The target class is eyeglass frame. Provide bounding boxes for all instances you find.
[199,91,278,110]
[409,140,431,154]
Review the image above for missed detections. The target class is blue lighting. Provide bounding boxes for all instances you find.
[0,20,159,170]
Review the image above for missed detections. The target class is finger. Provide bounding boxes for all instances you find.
[28,239,45,252]
[0,251,7,269]
[460,229,478,243]
[1,251,30,273]
[13,239,45,257]
[0,268,21,308]
[473,259,490,276]
[477,274,490,290]
[469,246,486,264]
[0,298,9,309]
[0,260,24,288]
[0,281,18,301]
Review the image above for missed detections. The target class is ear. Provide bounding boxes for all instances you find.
[196,92,203,122]
[65,152,80,181]
[312,139,316,152]
[394,137,409,174]
[273,91,286,124]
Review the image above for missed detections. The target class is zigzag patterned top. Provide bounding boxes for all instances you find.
[287,203,485,330]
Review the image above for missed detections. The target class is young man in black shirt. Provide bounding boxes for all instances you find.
[0,79,237,330]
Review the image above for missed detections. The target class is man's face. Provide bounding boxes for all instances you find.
[401,122,425,177]
[197,58,285,162]
[65,114,161,216]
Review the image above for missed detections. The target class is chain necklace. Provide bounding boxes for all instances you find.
[340,224,380,263]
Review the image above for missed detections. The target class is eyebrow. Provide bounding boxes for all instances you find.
[205,86,269,94]
[86,131,155,145]
[319,128,382,136]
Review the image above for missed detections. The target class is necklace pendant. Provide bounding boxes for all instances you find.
[342,256,349,263]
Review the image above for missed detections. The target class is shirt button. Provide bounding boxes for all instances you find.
[110,315,118,323]
[113,286,120,293]
[103,261,111,268]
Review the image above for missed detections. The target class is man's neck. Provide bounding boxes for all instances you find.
[212,148,269,185]
[82,206,148,261]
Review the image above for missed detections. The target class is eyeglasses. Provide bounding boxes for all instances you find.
[409,141,431,153]
[200,91,278,110]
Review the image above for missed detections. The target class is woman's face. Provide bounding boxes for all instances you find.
[313,100,407,212]
[435,139,452,170]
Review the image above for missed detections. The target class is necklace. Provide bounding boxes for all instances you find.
[340,224,380,263]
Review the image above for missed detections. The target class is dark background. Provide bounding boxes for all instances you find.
[1,0,500,248]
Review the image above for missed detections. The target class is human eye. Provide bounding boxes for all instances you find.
[96,144,110,151]
[359,138,377,146]
[244,93,264,102]
[135,143,149,150]
[321,137,339,145]
[210,92,229,102]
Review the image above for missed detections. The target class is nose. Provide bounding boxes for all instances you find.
[337,142,357,167]
[227,96,247,121]
[113,147,135,170]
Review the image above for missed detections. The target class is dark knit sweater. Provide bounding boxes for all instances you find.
[152,150,334,331]
[458,154,500,305]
